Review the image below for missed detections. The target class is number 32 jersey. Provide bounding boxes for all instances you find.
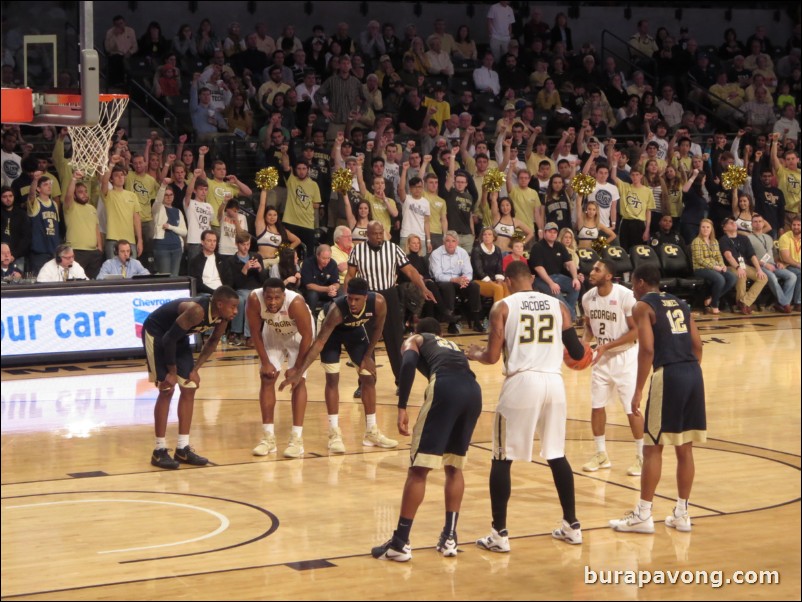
[581,283,638,359]
[502,291,564,376]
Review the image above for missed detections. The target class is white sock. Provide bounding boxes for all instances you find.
[263,424,274,435]
[637,499,653,518]
[155,437,167,450]
[291,425,303,437]
[177,434,189,449]
[675,498,688,516]
[328,414,339,429]
[594,435,606,453]
[635,438,644,457]
[366,413,377,429]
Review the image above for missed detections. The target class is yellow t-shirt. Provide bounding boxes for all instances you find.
[616,181,655,221]
[64,201,98,250]
[104,188,140,241]
[777,165,801,214]
[778,231,800,264]
[525,152,556,178]
[125,172,159,222]
[422,97,450,130]
[283,174,321,230]
[423,191,447,235]
[508,185,541,232]
[363,190,393,233]
[208,178,240,227]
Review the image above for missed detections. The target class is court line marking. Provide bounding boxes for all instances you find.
[5,499,230,554]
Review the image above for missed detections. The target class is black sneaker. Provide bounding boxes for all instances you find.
[151,448,180,469]
[174,445,209,466]
[371,538,412,561]
[353,386,362,398]
[447,322,461,335]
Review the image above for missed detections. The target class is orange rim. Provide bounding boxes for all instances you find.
[41,93,129,104]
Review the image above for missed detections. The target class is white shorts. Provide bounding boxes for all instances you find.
[262,328,310,378]
[590,346,637,413]
[493,371,567,461]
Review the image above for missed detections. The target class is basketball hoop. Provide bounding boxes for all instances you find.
[59,94,129,178]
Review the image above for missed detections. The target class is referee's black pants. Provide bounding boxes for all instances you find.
[378,286,403,385]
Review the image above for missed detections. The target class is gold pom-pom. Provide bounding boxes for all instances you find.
[591,236,610,255]
[483,168,506,193]
[255,167,279,191]
[571,173,597,197]
[332,168,354,195]
[721,165,748,191]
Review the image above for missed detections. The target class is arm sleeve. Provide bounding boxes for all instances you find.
[397,349,419,409]
[562,327,585,360]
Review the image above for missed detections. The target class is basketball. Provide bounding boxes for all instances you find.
[564,343,594,370]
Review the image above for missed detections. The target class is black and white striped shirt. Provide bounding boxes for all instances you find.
[348,241,410,291]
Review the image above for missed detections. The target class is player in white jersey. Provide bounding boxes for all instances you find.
[467,261,589,550]
[247,277,315,459]
[581,259,645,476]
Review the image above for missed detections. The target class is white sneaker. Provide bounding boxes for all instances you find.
[328,427,346,454]
[252,433,277,456]
[283,433,304,458]
[609,509,655,534]
[436,533,458,557]
[552,520,583,545]
[582,451,612,472]
[627,455,643,476]
[363,425,398,448]
[476,527,510,553]
[665,510,692,532]
[371,539,412,562]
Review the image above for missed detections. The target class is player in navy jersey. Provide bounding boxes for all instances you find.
[280,277,398,452]
[371,317,483,562]
[609,265,706,534]
[142,286,239,469]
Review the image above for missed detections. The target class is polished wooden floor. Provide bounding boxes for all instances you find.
[2,311,800,600]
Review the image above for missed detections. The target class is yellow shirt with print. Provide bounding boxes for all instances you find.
[423,191,447,234]
[208,178,240,227]
[125,171,159,222]
[777,165,800,214]
[363,190,393,233]
[283,174,321,230]
[616,181,655,221]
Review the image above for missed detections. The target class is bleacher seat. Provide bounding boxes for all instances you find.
[630,245,677,290]
[576,247,599,277]
[656,243,708,306]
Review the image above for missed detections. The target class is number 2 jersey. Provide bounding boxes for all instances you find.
[502,291,564,376]
[640,291,697,368]
[581,283,638,360]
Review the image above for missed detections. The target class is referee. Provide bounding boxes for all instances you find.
[345,221,436,391]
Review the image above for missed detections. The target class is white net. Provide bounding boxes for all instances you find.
[66,96,129,178]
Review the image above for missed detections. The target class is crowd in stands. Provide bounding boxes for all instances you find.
[2,4,801,338]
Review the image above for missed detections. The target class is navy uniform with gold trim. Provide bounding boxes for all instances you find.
[142,295,222,387]
[640,291,706,446]
[319,291,378,371]
[406,332,483,470]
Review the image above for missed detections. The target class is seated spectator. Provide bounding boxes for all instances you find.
[425,35,454,77]
[98,239,150,279]
[719,28,746,61]
[404,36,431,76]
[429,231,484,333]
[195,19,219,63]
[105,15,138,86]
[37,244,88,282]
[188,229,225,294]
[719,216,767,314]
[137,21,170,68]
[1,243,23,282]
[535,78,561,111]
[710,71,745,119]
[300,244,340,316]
[650,215,683,247]
[453,25,477,61]
[189,75,228,139]
[528,222,582,321]
[473,52,500,96]
[271,246,302,292]
[744,39,773,72]
[153,55,181,104]
[398,234,446,333]
[224,91,254,137]
[742,86,776,134]
[748,213,797,312]
[223,22,246,59]
[471,227,508,303]
[502,238,528,272]
[691,218,736,314]
[655,84,683,130]
[223,232,269,346]
[773,103,800,145]
[331,225,353,284]
[606,73,629,110]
